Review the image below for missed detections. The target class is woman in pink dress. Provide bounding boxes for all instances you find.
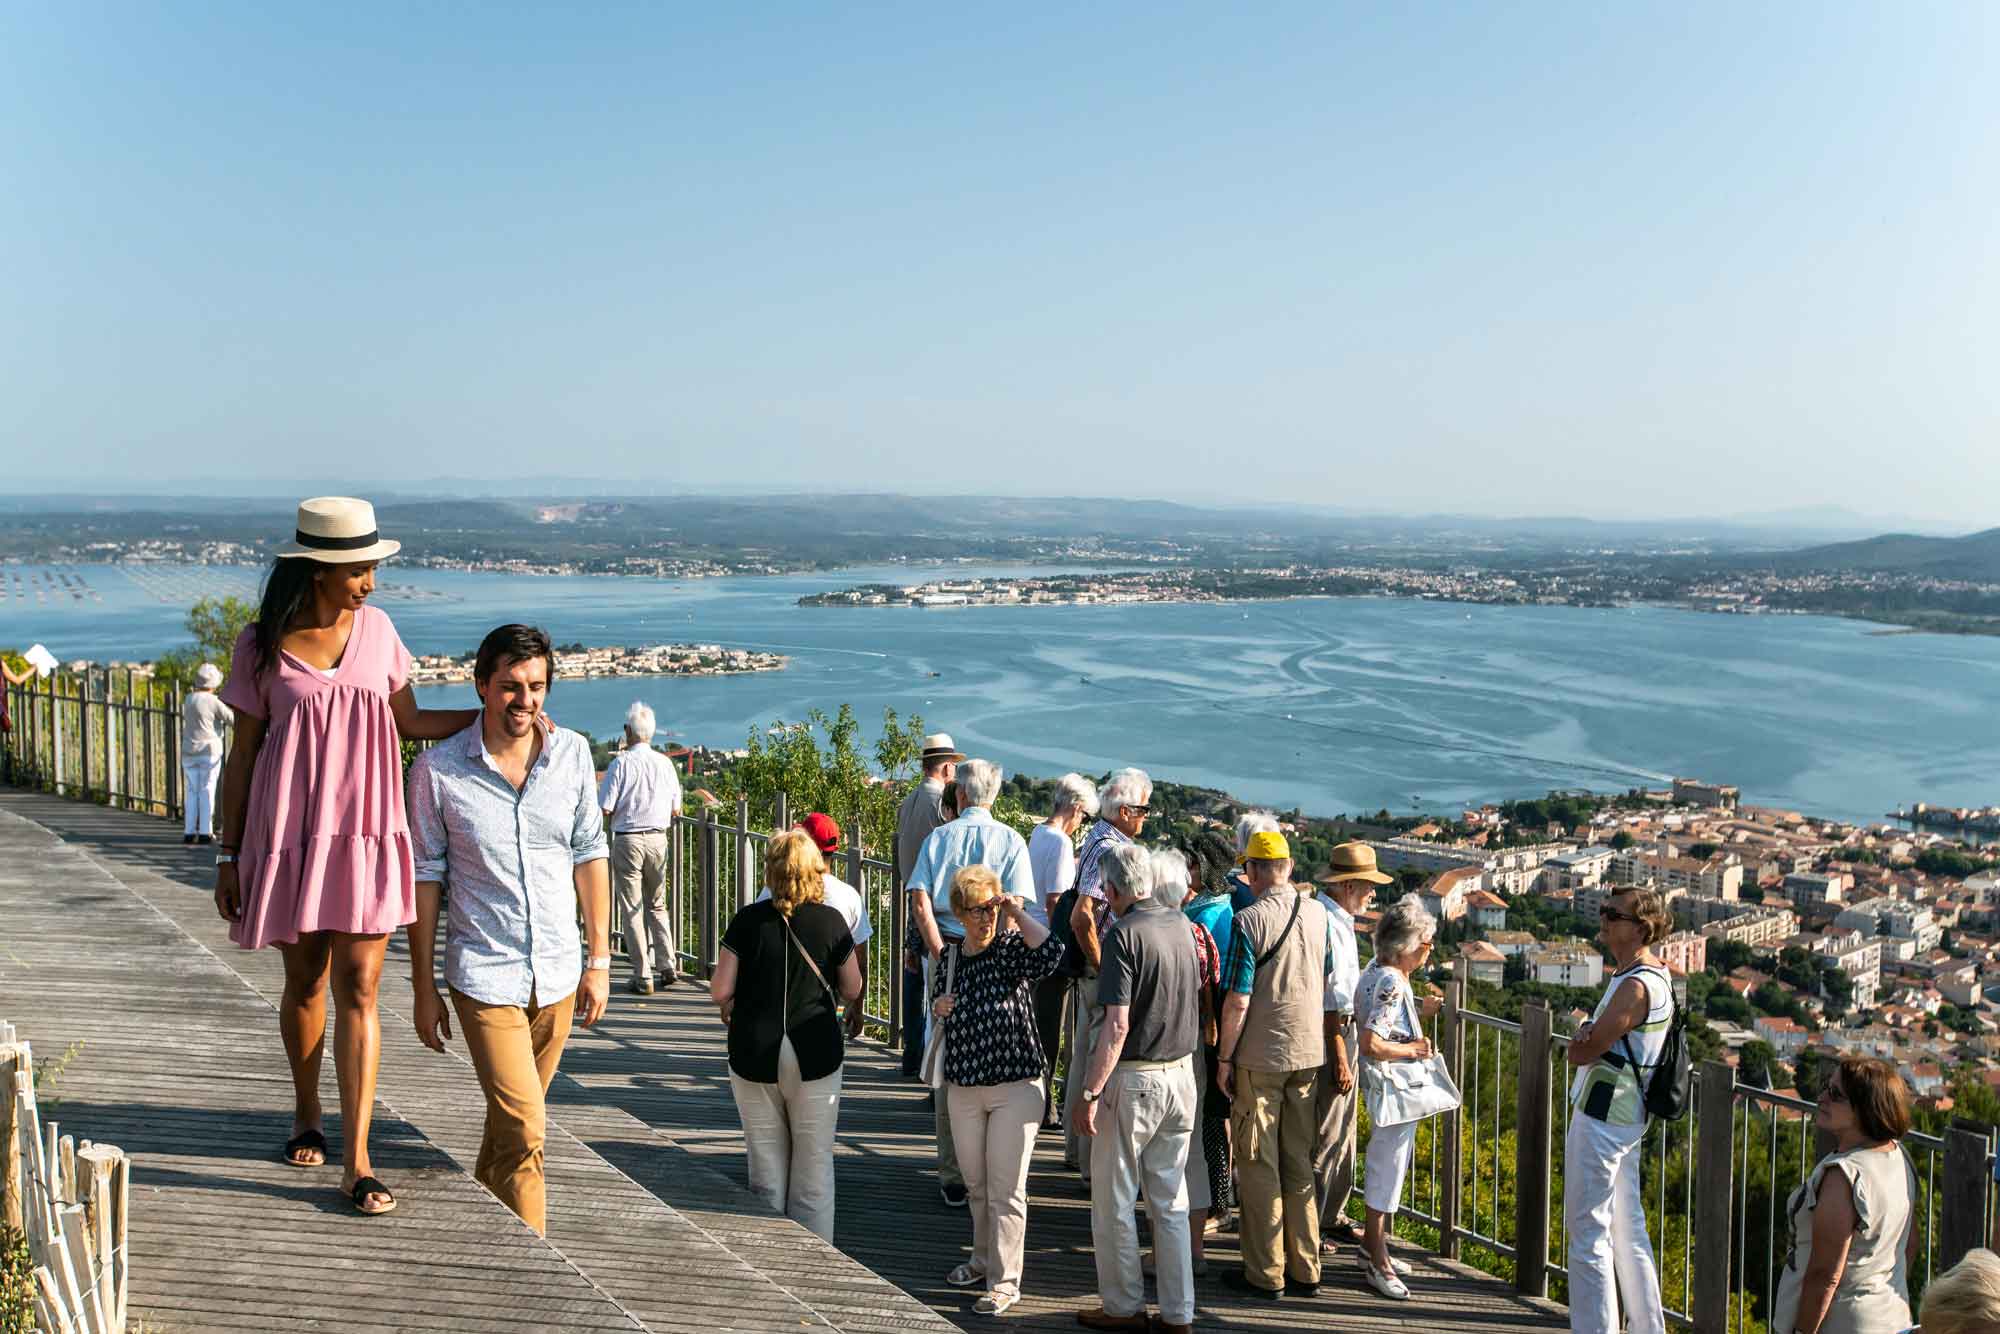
[214,497,477,1216]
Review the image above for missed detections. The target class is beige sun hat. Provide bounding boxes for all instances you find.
[274,496,402,563]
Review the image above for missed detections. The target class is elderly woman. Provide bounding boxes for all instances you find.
[180,662,229,844]
[711,829,863,1243]
[1769,1055,1917,1334]
[1562,886,1677,1334]
[1030,772,1097,1126]
[1913,1247,2000,1334]
[1354,896,1441,1300]
[934,864,1065,1316]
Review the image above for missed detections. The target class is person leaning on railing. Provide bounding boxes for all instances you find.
[1770,1055,1917,1334]
[1909,1246,2000,1334]
[1561,886,1675,1334]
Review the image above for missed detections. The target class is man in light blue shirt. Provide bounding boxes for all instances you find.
[904,757,1035,1206]
[405,624,611,1236]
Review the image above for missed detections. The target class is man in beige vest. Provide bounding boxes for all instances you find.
[1214,830,1336,1300]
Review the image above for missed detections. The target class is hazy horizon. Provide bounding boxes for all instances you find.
[5,5,1997,524]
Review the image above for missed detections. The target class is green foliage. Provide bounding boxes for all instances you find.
[1689,842,1719,861]
[1706,938,1757,974]
[153,594,255,688]
[1738,1039,1779,1089]
[1610,830,1636,850]
[0,1225,30,1334]
[1916,847,1997,879]
[1792,1047,1830,1100]
[709,705,927,858]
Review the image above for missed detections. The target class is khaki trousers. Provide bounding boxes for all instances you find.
[946,1078,1043,1300]
[612,831,676,979]
[1230,1065,1320,1290]
[451,987,575,1236]
[1090,1057,1198,1324]
[1312,1023,1359,1229]
[728,1035,843,1243]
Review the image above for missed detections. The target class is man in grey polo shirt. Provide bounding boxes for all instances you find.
[1074,843,1200,1334]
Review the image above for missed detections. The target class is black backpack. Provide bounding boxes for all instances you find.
[1619,965,1691,1122]
[1046,886,1086,979]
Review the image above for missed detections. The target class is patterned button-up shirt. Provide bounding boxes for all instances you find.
[408,723,609,1007]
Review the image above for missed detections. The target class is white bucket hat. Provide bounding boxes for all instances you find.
[274,496,402,563]
[194,662,224,690]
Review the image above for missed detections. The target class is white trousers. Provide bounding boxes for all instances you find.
[182,753,220,837]
[1564,1113,1665,1334]
[1362,1117,1418,1215]
[948,1077,1044,1299]
[728,1036,843,1243]
[1089,1056,1197,1324]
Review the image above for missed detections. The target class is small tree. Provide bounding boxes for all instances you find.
[154,594,256,688]
[1738,1039,1778,1090]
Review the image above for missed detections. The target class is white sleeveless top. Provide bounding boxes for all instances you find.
[1568,961,1673,1128]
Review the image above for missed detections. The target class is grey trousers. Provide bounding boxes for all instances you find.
[1311,1022,1359,1231]
[924,948,964,1188]
[612,831,676,979]
[1064,975,1107,1182]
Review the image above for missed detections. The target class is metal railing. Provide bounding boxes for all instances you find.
[1377,959,1997,1330]
[3,670,195,818]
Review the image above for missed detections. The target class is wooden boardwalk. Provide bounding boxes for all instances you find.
[1,792,1565,1334]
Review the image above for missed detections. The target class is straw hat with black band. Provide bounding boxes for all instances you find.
[1315,841,1395,886]
[919,732,967,766]
[274,497,402,564]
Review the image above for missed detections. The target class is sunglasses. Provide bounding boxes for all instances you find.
[1123,804,1151,815]
[1598,906,1641,925]
[1819,1082,1848,1106]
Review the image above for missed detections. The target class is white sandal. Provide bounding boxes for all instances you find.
[947,1263,986,1288]
[1364,1262,1410,1300]
[974,1292,1018,1316]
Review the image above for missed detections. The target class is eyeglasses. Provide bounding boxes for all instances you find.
[1123,804,1151,815]
[961,901,1001,919]
[1819,1082,1848,1106]
[1598,906,1641,925]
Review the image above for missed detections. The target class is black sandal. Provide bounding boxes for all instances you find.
[281,1128,327,1168]
[348,1175,397,1217]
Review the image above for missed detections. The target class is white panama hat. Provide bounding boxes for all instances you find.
[274,496,402,563]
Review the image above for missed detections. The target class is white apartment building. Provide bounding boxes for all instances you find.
[1540,846,1616,894]
[1812,928,1883,1012]
[1371,838,1569,895]
[1784,871,1845,909]
[1531,942,1605,989]
[1673,778,1742,810]
[1703,907,1798,949]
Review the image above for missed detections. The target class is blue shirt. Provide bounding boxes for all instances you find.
[905,807,1036,940]
[1228,871,1256,913]
[1185,894,1236,968]
[407,723,610,1007]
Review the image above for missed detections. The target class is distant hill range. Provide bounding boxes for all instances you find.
[1760,527,2000,580]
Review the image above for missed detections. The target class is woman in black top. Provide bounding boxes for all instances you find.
[711,830,862,1243]
[931,865,1065,1315]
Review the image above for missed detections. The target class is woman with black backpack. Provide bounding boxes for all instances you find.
[1561,887,1676,1334]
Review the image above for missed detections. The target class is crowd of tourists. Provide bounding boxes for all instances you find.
[203,496,1965,1334]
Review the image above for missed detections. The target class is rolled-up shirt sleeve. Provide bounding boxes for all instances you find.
[570,743,610,864]
[408,754,449,884]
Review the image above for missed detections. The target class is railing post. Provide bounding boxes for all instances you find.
[79,668,93,801]
[1941,1120,1989,1273]
[51,674,67,796]
[774,790,789,835]
[889,839,907,1048]
[141,674,155,814]
[1692,1060,1738,1333]
[698,808,719,977]
[736,795,753,907]
[1438,959,1465,1260]
[167,680,182,818]
[669,817,686,974]
[1514,1000,1552,1297]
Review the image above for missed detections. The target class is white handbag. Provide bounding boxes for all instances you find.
[1360,986,1461,1128]
[919,945,958,1090]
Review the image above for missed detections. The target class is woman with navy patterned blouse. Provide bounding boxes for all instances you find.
[931,864,1066,1316]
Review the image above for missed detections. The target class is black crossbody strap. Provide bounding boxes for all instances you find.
[1256,891,1306,969]
[780,913,837,1007]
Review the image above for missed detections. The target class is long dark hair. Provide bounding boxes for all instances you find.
[1179,829,1235,899]
[251,558,321,678]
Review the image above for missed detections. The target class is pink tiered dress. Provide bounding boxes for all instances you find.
[219,604,417,948]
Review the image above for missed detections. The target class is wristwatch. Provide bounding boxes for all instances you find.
[585,956,612,971]
[214,851,237,866]
[1083,1087,1104,1104]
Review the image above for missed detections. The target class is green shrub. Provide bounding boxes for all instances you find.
[0,1224,33,1334]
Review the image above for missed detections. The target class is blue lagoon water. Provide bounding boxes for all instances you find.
[4,561,1996,825]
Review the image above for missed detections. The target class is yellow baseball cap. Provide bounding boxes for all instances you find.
[1237,830,1291,864]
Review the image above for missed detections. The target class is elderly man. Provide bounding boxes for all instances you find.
[756,812,873,1039]
[407,625,611,1236]
[1074,843,1200,1334]
[599,701,684,994]
[1310,842,1393,1254]
[1215,830,1339,1300]
[1064,766,1151,1180]
[1228,811,1280,910]
[897,732,965,1075]
[1029,773,1098,1127]
[907,757,1036,1207]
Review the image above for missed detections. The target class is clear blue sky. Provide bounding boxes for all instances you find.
[3,4,1994,523]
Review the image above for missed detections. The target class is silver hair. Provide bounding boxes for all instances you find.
[1234,810,1280,856]
[1151,847,1192,902]
[1052,772,1101,820]
[1375,897,1438,963]
[1099,767,1153,817]
[624,701,656,743]
[956,757,1002,808]
[1101,843,1155,900]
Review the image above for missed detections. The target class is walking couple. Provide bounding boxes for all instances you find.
[212,497,610,1232]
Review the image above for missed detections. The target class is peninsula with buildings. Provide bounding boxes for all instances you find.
[408,642,786,686]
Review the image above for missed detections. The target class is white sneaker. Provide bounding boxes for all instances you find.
[974,1292,1018,1316]
[947,1263,986,1288]
[1364,1263,1410,1301]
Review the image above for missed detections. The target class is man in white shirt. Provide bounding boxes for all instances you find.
[598,702,684,994]
[756,812,873,1038]
[1311,842,1392,1251]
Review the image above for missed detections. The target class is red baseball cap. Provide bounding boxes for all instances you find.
[797,812,841,855]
